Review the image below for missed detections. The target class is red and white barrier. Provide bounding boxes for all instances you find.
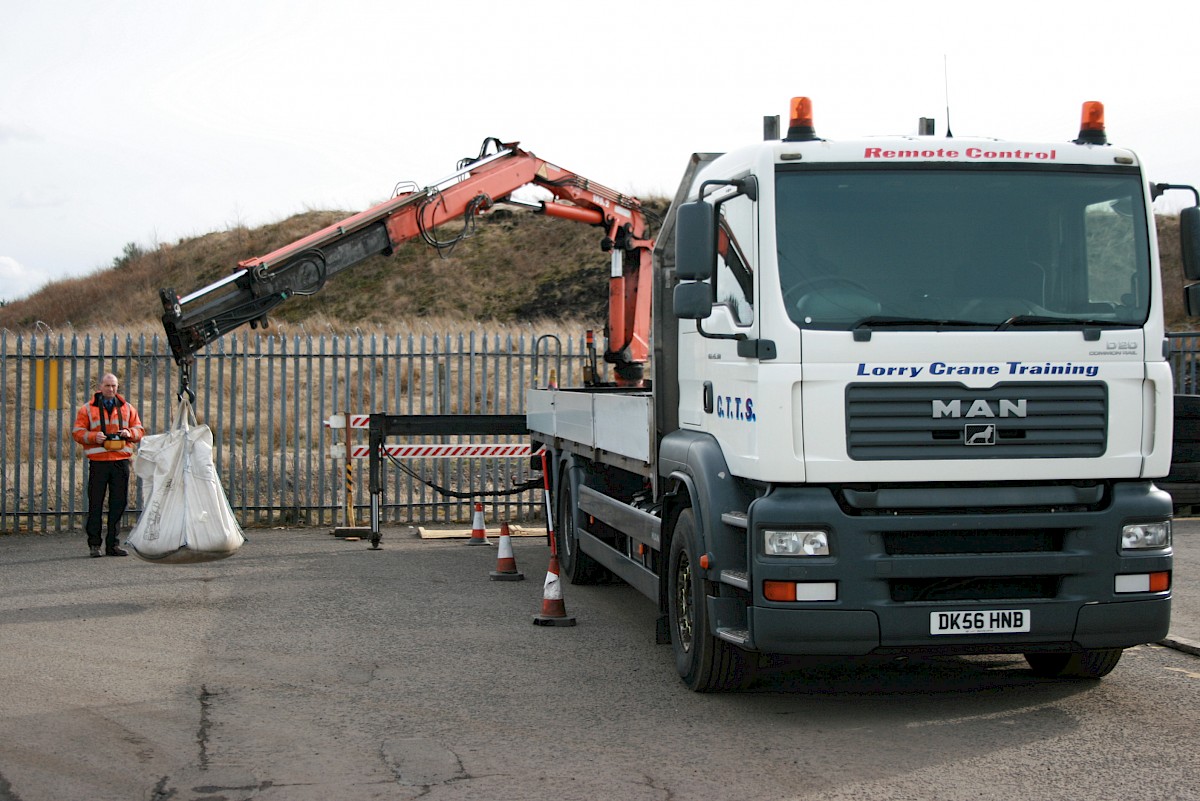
[348,443,531,460]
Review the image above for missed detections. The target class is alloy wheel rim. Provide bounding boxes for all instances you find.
[676,552,694,653]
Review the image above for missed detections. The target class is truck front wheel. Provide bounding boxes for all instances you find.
[1024,648,1123,679]
[668,508,749,692]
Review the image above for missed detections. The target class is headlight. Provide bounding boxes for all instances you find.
[1121,521,1171,551]
[763,529,830,556]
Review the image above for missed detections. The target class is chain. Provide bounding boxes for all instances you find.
[178,361,196,404]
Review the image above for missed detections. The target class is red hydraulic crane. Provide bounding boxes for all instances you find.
[160,139,654,387]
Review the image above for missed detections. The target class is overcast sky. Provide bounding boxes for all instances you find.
[2,0,1198,302]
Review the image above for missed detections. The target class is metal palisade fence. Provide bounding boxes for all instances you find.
[1,328,595,534]
[1169,332,1200,396]
[8,330,1200,535]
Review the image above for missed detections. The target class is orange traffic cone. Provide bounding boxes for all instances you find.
[489,523,525,581]
[533,553,576,626]
[466,501,491,546]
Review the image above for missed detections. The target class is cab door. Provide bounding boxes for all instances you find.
[677,186,760,468]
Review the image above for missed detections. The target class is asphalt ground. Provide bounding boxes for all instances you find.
[0,519,1196,800]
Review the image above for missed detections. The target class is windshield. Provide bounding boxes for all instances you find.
[775,167,1150,330]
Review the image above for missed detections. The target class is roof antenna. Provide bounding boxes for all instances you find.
[943,55,954,138]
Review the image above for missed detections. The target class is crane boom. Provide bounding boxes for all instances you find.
[160,139,654,384]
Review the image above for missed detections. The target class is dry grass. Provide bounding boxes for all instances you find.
[0,200,675,332]
[1158,214,1193,331]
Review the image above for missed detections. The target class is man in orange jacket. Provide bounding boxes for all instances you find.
[73,373,145,558]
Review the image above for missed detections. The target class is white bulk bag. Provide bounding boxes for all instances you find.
[127,398,245,564]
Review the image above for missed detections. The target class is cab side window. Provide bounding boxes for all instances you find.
[1084,195,1145,313]
[715,193,755,326]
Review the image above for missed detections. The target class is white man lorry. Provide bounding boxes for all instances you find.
[162,98,1200,691]
[528,98,1198,690]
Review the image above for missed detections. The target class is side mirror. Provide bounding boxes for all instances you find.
[675,201,715,281]
[673,281,713,320]
[1182,206,1200,281]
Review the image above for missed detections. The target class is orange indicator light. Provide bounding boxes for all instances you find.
[1150,571,1171,593]
[763,580,795,602]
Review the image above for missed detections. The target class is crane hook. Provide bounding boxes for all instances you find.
[178,361,196,405]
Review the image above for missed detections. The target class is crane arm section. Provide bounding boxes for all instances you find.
[160,140,653,384]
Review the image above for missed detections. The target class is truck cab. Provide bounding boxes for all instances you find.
[644,99,1189,688]
[673,102,1169,484]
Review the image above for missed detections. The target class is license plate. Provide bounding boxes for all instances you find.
[930,609,1030,635]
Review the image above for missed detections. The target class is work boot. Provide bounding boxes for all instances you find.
[105,546,128,557]
[89,546,102,558]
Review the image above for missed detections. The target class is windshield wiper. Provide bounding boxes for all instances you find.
[854,316,986,330]
[996,315,1142,331]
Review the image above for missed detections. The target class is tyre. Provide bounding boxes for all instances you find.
[1024,648,1123,679]
[667,508,749,692]
[556,468,604,585]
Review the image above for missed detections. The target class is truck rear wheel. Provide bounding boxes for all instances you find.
[668,508,749,692]
[1024,648,1123,679]
[557,469,604,584]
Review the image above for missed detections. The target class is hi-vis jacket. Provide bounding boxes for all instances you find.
[73,392,145,461]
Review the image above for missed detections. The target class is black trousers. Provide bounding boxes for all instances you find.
[85,459,131,549]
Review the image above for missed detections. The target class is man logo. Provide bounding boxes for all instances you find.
[932,399,1027,418]
[965,424,996,446]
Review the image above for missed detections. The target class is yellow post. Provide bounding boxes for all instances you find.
[34,359,59,410]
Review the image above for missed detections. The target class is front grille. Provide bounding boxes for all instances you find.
[883,529,1066,555]
[890,576,1061,602]
[846,382,1107,461]
[838,481,1108,515]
